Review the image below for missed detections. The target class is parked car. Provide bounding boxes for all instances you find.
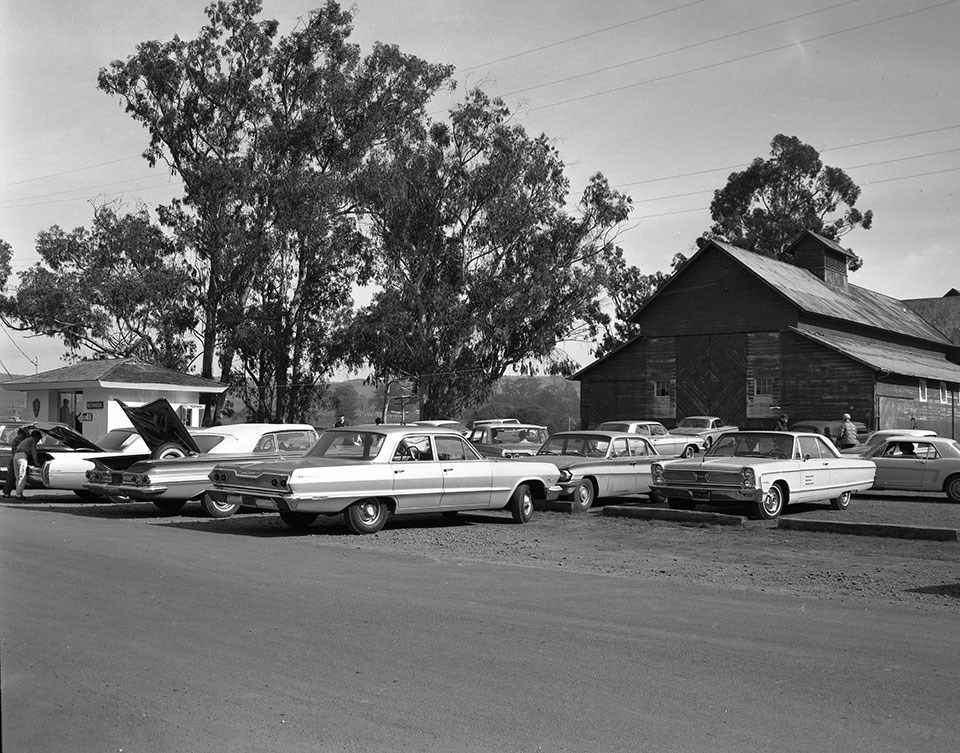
[670,416,739,447]
[595,420,704,458]
[0,421,123,493]
[83,398,318,516]
[36,427,148,498]
[789,419,869,444]
[862,436,960,502]
[471,418,520,428]
[410,420,470,436]
[650,430,876,519]
[468,422,549,457]
[520,430,661,512]
[206,424,562,534]
[840,428,937,455]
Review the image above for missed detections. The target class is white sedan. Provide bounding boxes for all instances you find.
[36,427,148,499]
[595,420,704,457]
[651,431,876,519]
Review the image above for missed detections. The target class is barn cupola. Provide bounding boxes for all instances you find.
[785,230,855,287]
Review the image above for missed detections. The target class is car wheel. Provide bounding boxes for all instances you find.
[279,510,319,529]
[667,497,695,511]
[344,499,388,534]
[704,436,713,449]
[754,483,785,519]
[151,442,187,460]
[830,490,852,510]
[152,498,187,515]
[681,445,696,459]
[571,480,595,512]
[509,483,534,523]
[201,493,239,519]
[945,475,960,503]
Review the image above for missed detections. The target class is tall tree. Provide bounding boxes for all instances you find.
[98,0,452,422]
[349,89,632,419]
[0,204,197,368]
[699,134,872,267]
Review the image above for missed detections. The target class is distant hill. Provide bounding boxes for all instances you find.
[0,374,29,419]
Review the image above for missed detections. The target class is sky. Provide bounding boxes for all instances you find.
[1,0,959,376]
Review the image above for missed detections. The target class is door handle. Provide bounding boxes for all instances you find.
[442,467,454,472]
[394,469,404,474]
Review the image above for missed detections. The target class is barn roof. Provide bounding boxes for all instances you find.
[902,293,960,344]
[1,358,226,393]
[712,241,952,345]
[792,327,960,382]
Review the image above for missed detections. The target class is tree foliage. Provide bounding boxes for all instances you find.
[97,0,452,422]
[348,89,632,418]
[699,134,872,267]
[0,205,197,368]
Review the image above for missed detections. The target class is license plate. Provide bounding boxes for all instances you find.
[691,489,711,501]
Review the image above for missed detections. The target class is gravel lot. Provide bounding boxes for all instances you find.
[8,488,959,613]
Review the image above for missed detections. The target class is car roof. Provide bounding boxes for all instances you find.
[547,430,651,440]
[475,422,547,430]
[333,424,465,435]
[196,423,315,437]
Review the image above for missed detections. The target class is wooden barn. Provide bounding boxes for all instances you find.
[574,232,960,438]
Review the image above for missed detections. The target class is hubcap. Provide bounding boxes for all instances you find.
[521,492,533,516]
[359,502,380,524]
[763,488,781,515]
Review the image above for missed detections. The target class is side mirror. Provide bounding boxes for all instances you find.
[803,453,813,461]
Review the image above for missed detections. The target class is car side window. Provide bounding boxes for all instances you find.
[627,437,650,457]
[611,438,629,457]
[651,424,667,436]
[798,436,822,459]
[254,435,276,452]
[436,436,484,461]
[914,442,938,460]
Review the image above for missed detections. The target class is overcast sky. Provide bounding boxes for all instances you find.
[2,0,958,376]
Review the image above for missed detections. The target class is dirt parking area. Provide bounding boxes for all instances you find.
[8,489,960,612]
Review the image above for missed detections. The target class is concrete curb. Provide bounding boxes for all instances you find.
[601,505,749,527]
[777,518,959,541]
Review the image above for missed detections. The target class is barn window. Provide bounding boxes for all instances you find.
[653,380,671,397]
[918,379,928,402]
[754,378,774,396]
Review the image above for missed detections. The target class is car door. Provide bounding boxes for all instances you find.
[603,437,641,496]
[435,435,493,509]
[389,433,445,509]
[870,441,926,490]
[796,436,832,500]
[627,437,657,493]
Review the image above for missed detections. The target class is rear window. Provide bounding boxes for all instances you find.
[96,429,139,451]
[193,434,227,453]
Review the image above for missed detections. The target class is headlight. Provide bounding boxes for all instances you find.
[558,469,572,483]
[652,463,664,485]
[741,467,756,489]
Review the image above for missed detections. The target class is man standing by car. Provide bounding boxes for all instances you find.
[11,429,43,499]
[837,413,858,450]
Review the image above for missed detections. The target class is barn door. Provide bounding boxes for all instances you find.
[676,334,746,426]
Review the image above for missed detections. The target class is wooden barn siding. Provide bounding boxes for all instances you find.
[578,338,675,428]
[675,334,746,426]
[781,330,876,428]
[639,247,797,338]
[875,376,960,438]
[746,332,781,422]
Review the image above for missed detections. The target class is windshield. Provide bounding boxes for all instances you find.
[307,430,386,460]
[706,432,794,459]
[678,418,710,429]
[96,429,139,451]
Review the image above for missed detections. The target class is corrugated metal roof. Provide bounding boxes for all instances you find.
[792,327,960,382]
[903,295,960,345]
[716,241,951,345]
[0,358,225,391]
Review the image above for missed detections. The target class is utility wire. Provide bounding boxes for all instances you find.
[456,0,709,73]
[522,0,960,113]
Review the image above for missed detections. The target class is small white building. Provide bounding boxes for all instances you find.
[1,358,227,440]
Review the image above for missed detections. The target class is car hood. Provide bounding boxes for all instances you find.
[657,457,783,471]
[669,427,707,436]
[117,399,202,455]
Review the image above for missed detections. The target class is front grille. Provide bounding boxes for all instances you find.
[664,469,742,486]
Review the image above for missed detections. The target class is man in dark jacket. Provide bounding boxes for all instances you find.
[2,427,28,498]
[12,429,43,499]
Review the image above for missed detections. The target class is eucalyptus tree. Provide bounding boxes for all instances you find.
[699,134,873,267]
[0,205,197,368]
[349,89,633,419]
[99,0,452,421]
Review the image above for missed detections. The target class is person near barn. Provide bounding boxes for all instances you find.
[837,413,859,450]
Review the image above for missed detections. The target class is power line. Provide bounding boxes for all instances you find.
[500,0,865,99]
[521,0,960,114]
[0,155,143,189]
[456,0,709,73]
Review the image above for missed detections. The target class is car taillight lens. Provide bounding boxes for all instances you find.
[270,476,288,488]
